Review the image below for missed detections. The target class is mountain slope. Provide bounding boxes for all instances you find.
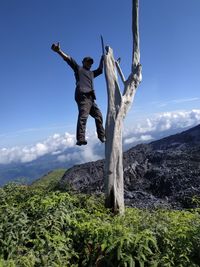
[0,154,72,186]
[59,124,200,209]
[31,169,66,190]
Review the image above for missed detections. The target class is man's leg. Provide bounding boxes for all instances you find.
[76,96,92,145]
[90,102,106,142]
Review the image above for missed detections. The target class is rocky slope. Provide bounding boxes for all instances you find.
[59,124,200,209]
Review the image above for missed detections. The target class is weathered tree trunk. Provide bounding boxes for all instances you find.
[104,0,142,214]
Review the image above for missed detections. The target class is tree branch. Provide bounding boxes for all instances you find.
[132,0,140,71]
[115,59,126,85]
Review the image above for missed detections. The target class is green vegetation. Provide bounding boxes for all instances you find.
[0,173,200,267]
[31,169,66,190]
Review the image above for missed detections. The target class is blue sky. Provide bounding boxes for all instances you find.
[1,0,200,153]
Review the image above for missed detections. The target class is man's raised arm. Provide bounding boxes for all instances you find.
[93,55,104,77]
[51,42,78,71]
[51,42,70,61]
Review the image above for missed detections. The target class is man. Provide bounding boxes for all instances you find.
[51,42,106,146]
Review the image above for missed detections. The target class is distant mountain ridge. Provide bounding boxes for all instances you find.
[0,152,74,186]
[150,124,200,149]
[59,124,200,209]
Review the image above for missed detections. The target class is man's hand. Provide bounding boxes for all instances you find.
[100,55,105,62]
[51,43,70,61]
[51,42,60,52]
[98,55,104,69]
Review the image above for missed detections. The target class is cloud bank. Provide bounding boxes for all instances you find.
[0,109,200,165]
[123,109,200,148]
[0,133,75,164]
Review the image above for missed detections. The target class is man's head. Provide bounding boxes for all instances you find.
[82,57,94,70]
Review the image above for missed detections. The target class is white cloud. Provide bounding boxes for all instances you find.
[124,135,153,145]
[156,97,200,108]
[0,132,76,164]
[0,109,200,165]
[126,109,200,135]
[124,109,200,146]
[57,134,103,164]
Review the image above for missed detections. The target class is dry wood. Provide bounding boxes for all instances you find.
[104,0,142,214]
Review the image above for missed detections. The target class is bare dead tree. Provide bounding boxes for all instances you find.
[104,0,142,214]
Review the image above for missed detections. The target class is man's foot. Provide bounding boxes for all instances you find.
[98,136,106,143]
[76,140,87,146]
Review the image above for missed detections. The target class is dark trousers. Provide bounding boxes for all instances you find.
[75,93,105,141]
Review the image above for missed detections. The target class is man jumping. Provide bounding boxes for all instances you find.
[51,42,106,146]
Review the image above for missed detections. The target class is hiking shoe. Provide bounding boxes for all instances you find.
[76,140,87,146]
[99,136,106,143]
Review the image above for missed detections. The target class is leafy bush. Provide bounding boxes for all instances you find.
[0,183,200,266]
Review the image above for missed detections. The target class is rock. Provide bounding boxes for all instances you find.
[58,124,200,209]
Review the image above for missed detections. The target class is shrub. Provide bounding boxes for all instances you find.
[0,183,200,266]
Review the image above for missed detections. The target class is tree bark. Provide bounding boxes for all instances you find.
[104,0,142,214]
